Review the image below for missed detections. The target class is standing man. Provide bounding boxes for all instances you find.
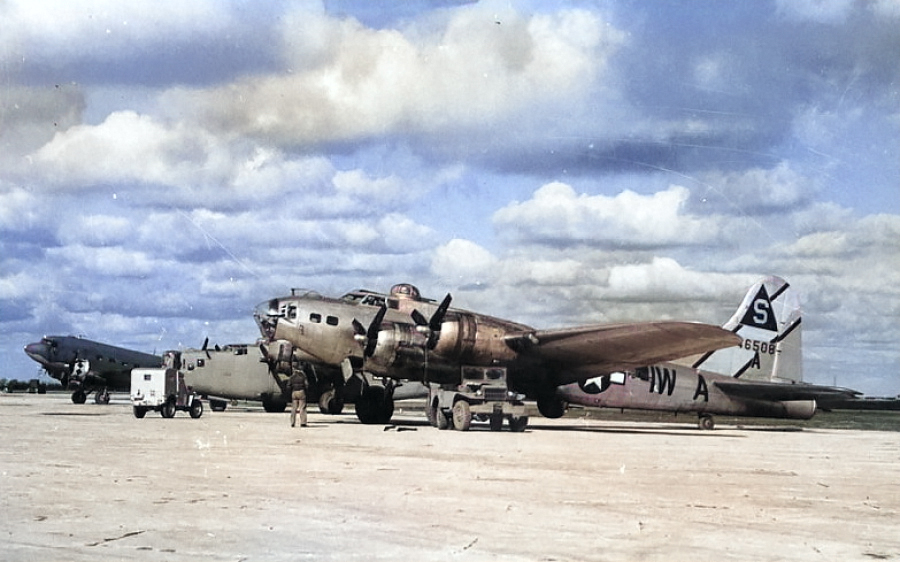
[288,358,310,428]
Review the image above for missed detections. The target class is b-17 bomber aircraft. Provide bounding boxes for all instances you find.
[23,335,163,404]
[174,338,428,414]
[254,282,743,432]
[556,276,861,429]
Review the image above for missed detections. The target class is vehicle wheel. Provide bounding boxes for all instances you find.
[452,400,472,431]
[71,390,87,404]
[489,413,503,432]
[698,415,715,430]
[161,399,176,418]
[509,415,528,433]
[189,399,203,419]
[133,406,146,419]
[426,400,438,426]
[436,407,450,430]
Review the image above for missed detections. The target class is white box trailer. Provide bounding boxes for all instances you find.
[131,368,203,419]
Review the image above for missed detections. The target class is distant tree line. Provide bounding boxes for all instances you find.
[0,379,63,393]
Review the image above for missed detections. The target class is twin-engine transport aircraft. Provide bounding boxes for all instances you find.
[254,283,742,431]
[23,335,163,404]
[556,276,861,429]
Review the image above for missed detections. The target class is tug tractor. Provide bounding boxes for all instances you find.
[131,368,203,419]
[428,366,528,432]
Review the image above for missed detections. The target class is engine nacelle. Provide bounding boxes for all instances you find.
[71,359,90,382]
[368,322,429,370]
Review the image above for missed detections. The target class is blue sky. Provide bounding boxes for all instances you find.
[1,0,898,395]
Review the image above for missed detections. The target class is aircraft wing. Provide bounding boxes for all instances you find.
[713,380,862,401]
[509,322,741,384]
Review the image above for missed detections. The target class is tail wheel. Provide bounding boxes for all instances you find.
[698,415,715,430]
[452,400,472,431]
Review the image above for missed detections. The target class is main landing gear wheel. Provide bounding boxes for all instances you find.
[452,400,472,431]
[94,390,110,405]
[262,396,287,413]
[536,395,566,419]
[161,399,176,419]
[71,390,87,404]
[698,414,715,430]
[356,386,394,425]
[318,390,344,415]
[489,413,503,432]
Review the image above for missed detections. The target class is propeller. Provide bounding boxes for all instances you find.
[202,337,210,359]
[411,293,452,350]
[353,305,388,358]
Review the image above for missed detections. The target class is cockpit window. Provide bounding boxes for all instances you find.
[360,294,385,307]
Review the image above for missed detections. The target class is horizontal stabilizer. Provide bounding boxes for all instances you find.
[714,380,861,402]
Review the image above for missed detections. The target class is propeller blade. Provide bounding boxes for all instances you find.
[410,309,428,327]
[202,337,210,359]
[430,293,452,333]
[364,305,388,357]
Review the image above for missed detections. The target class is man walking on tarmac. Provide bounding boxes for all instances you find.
[288,359,311,428]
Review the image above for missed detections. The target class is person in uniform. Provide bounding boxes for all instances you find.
[288,359,310,427]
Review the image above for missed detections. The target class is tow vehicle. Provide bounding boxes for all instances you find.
[131,367,203,419]
[428,366,528,431]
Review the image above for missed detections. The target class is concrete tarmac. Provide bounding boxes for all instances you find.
[1,393,898,561]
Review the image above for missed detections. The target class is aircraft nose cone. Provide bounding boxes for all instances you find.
[24,342,49,363]
[254,299,280,340]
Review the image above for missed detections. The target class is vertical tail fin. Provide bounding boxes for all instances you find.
[692,276,802,383]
